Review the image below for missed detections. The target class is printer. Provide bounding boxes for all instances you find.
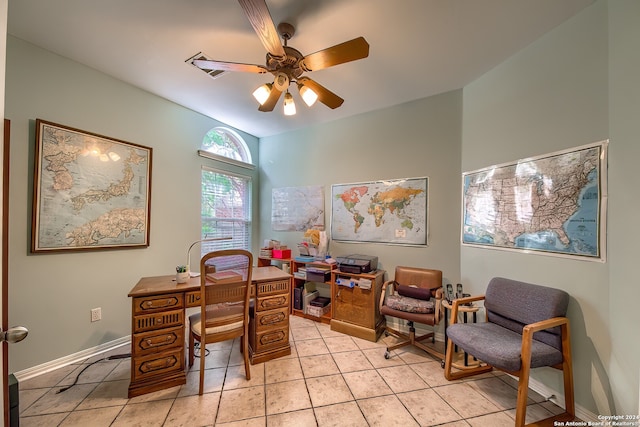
[336,254,378,274]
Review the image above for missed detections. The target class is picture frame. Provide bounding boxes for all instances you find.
[31,119,152,252]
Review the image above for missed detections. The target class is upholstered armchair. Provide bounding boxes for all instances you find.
[443,277,575,427]
[379,266,444,360]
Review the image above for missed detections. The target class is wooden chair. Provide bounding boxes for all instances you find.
[379,266,444,360]
[188,249,253,395]
[443,277,575,427]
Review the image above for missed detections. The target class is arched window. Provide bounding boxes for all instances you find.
[199,127,253,167]
[198,126,253,257]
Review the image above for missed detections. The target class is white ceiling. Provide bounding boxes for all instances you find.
[7,0,594,138]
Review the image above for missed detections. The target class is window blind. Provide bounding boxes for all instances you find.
[201,167,252,258]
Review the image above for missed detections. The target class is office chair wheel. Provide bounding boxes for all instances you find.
[441,360,445,368]
[384,331,389,337]
[384,350,391,359]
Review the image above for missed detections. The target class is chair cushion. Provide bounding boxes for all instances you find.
[385,294,434,314]
[189,312,244,335]
[484,277,569,350]
[397,284,433,301]
[447,322,563,372]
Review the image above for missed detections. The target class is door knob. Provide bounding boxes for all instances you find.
[1,326,28,343]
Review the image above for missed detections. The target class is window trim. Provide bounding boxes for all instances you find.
[198,149,256,170]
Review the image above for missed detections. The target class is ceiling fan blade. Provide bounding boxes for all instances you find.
[258,86,283,112]
[238,0,286,60]
[192,59,268,74]
[297,77,344,109]
[300,37,369,72]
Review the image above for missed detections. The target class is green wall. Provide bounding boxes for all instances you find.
[5,36,259,371]
[461,0,639,416]
[259,90,463,287]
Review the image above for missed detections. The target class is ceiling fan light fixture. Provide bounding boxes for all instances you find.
[252,83,273,105]
[298,83,318,107]
[283,91,296,116]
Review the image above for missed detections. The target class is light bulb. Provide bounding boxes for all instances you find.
[252,83,272,105]
[283,91,296,116]
[298,85,318,107]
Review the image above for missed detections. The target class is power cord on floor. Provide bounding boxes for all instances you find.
[193,342,210,358]
[56,352,131,394]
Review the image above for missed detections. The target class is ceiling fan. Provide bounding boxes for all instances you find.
[188,0,370,115]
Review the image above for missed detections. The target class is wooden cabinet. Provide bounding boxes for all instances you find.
[291,260,335,324]
[330,269,386,342]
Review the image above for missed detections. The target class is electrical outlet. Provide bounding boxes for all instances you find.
[91,307,101,322]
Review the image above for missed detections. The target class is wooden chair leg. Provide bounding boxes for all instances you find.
[561,323,575,417]
[199,340,206,395]
[243,334,251,380]
[188,330,195,367]
[444,338,492,380]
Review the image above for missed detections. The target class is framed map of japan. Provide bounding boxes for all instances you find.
[462,141,607,261]
[31,119,152,252]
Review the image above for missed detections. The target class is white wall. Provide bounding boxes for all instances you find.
[5,36,259,371]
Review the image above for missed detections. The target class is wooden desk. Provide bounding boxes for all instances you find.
[127,266,291,398]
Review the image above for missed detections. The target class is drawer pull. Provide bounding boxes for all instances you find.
[139,356,177,373]
[261,296,286,309]
[140,297,179,311]
[260,312,286,326]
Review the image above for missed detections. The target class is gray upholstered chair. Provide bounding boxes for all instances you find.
[379,266,444,360]
[443,277,575,427]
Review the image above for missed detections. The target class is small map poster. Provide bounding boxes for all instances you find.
[271,185,325,231]
[32,120,152,252]
[331,177,428,245]
[462,141,607,261]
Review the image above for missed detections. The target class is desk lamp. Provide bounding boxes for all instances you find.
[186,236,232,276]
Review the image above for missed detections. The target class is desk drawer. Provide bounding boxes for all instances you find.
[133,309,184,333]
[131,347,184,382]
[133,293,184,314]
[255,279,289,297]
[250,325,289,354]
[185,291,201,308]
[254,307,288,331]
[255,292,289,312]
[132,326,184,356]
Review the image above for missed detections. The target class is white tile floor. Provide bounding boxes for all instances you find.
[18,315,567,426]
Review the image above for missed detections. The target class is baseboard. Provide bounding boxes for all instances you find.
[525,375,598,423]
[12,335,131,383]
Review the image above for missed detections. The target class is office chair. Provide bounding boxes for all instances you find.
[188,249,253,395]
[444,277,575,427]
[379,266,444,360]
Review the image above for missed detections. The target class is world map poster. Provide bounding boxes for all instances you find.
[331,177,428,245]
[32,120,152,252]
[462,141,608,261]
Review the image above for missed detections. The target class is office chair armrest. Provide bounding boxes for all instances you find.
[449,294,485,324]
[379,279,397,311]
[433,288,443,322]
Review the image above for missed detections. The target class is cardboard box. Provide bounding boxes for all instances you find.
[272,248,291,259]
[307,304,331,318]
